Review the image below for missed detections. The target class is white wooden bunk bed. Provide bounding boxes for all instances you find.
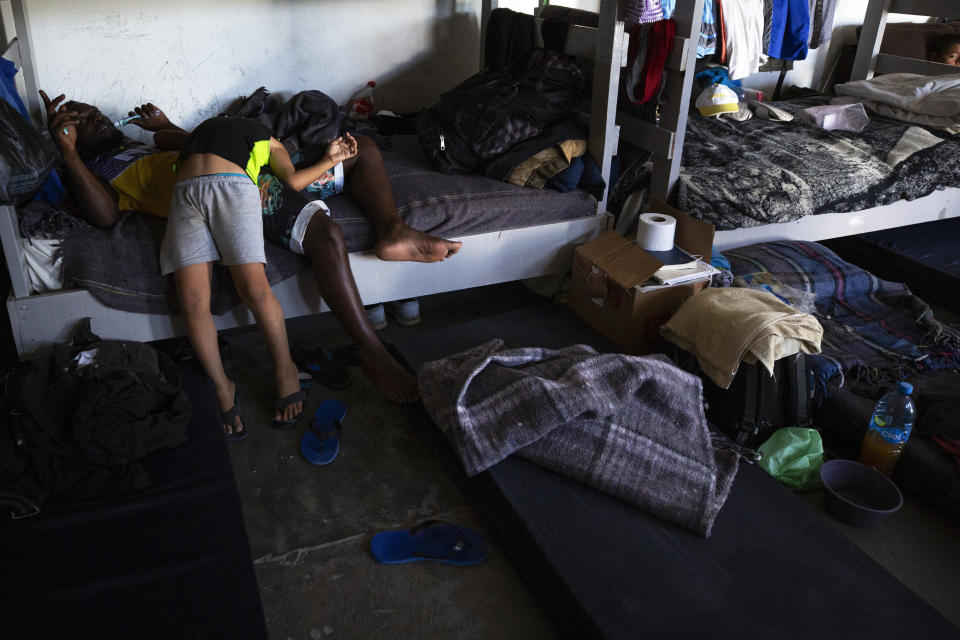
[2,0,958,357]
[0,0,629,358]
[614,0,960,250]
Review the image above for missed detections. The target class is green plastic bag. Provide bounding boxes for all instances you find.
[757,427,824,491]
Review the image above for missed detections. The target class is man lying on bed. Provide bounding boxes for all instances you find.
[40,89,457,421]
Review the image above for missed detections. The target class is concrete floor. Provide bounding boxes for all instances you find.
[217,282,960,639]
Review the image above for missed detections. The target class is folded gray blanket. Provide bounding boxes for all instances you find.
[417,339,740,537]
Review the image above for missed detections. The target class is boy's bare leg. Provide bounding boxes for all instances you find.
[175,263,243,437]
[343,135,462,263]
[302,213,418,403]
[229,263,303,424]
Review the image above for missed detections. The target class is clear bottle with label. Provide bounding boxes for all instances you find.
[347,81,376,120]
[857,381,916,477]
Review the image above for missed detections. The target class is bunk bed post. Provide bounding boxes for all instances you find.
[850,0,891,82]
[480,0,499,72]
[0,204,30,298]
[648,0,705,204]
[590,0,626,214]
[9,0,40,123]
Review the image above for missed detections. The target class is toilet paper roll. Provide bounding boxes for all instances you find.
[636,213,677,252]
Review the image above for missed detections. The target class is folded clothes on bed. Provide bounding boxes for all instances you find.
[659,287,823,389]
[834,73,960,131]
[417,339,740,537]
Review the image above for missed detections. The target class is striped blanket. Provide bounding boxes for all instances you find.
[725,241,960,397]
[417,339,740,537]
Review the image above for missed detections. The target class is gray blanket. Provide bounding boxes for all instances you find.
[416,339,740,537]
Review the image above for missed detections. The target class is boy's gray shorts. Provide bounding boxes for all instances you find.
[160,174,266,275]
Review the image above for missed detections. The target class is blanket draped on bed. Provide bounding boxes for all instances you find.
[724,241,960,398]
[675,96,960,230]
[416,339,740,537]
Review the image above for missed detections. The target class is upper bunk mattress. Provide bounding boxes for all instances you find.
[673,96,960,230]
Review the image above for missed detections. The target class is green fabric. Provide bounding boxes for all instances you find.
[245,139,272,184]
[757,427,824,491]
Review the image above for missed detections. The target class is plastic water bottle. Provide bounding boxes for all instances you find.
[857,381,916,477]
[347,81,376,120]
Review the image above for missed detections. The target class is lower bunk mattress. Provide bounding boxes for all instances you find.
[822,217,960,315]
[395,303,959,639]
[0,359,268,638]
[18,135,597,315]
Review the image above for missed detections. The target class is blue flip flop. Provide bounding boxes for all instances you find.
[370,519,488,566]
[300,398,347,466]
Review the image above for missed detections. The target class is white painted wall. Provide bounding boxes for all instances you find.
[22,0,484,135]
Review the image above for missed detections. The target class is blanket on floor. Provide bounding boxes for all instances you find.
[724,241,960,398]
[675,96,960,230]
[416,339,740,537]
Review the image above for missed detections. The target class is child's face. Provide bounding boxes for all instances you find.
[929,43,960,66]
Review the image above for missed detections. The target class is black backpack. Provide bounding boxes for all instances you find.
[416,49,586,174]
[705,353,813,449]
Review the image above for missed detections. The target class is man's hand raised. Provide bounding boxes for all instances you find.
[39,89,78,153]
[128,103,172,132]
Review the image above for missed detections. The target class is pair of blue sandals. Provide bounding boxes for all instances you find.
[225,346,351,466]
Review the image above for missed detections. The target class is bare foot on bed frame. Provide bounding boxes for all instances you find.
[358,343,419,403]
[374,224,462,263]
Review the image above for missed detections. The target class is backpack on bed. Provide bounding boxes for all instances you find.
[705,353,814,449]
[416,49,586,174]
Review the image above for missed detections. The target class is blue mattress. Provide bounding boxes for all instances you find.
[823,218,960,314]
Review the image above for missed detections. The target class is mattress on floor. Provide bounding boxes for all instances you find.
[823,217,960,314]
[54,134,597,315]
[395,304,960,640]
[0,359,269,639]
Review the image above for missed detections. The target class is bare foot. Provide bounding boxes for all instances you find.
[374,224,462,263]
[274,360,304,425]
[358,344,419,404]
[216,379,244,438]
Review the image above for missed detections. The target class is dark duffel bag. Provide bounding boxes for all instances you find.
[705,353,814,449]
[416,48,586,174]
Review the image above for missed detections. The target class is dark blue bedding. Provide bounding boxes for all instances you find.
[823,218,960,315]
[395,303,960,639]
[0,360,268,639]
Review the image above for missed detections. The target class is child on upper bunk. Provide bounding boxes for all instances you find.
[160,116,359,439]
[928,34,960,66]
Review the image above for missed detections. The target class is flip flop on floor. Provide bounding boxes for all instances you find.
[370,519,488,566]
[270,372,311,430]
[222,390,246,442]
[300,398,347,466]
[292,345,352,390]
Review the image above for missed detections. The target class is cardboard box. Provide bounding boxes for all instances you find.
[566,200,715,354]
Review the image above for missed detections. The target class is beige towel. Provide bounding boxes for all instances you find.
[660,288,823,389]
